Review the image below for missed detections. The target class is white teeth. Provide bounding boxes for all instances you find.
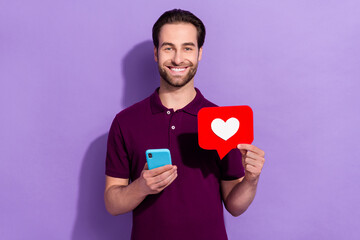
[171,68,186,72]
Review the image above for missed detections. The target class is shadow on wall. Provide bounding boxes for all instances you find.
[71,134,132,240]
[71,40,158,239]
[122,40,159,108]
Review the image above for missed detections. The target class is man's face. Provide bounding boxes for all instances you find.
[154,23,203,88]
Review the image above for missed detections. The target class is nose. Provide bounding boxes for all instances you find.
[172,50,184,65]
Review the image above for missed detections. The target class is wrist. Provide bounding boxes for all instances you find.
[132,177,151,198]
[243,175,260,186]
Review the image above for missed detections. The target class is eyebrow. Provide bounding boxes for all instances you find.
[160,42,196,48]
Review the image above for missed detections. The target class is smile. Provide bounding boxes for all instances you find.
[167,66,188,74]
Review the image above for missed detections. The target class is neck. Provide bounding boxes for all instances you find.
[158,80,197,111]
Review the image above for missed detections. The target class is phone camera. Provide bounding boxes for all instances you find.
[148,153,152,158]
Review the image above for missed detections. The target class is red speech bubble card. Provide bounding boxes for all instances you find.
[198,106,253,159]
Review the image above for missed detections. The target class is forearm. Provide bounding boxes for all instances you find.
[224,177,259,217]
[104,178,147,215]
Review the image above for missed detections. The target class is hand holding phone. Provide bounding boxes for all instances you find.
[139,149,176,195]
[145,149,172,170]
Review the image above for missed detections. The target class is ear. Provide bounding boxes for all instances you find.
[154,46,158,62]
[198,47,203,61]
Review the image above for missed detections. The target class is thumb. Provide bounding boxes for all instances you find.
[237,145,247,169]
[143,162,149,170]
[239,149,247,156]
[237,145,247,156]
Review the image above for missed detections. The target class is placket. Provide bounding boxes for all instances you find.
[167,109,183,148]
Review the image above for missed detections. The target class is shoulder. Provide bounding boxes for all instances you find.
[202,98,218,108]
[192,88,220,114]
[200,93,218,108]
[114,97,151,124]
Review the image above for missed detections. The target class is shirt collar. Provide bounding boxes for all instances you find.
[150,87,205,116]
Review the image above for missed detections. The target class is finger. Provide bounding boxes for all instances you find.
[147,164,175,177]
[154,170,178,189]
[143,162,149,170]
[239,148,247,156]
[237,144,265,157]
[158,171,178,189]
[244,158,264,168]
[244,151,265,163]
[245,164,260,174]
[161,172,177,189]
[245,150,264,159]
[238,149,247,168]
[152,167,177,184]
[242,154,245,169]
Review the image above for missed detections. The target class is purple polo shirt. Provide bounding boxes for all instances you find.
[106,88,245,240]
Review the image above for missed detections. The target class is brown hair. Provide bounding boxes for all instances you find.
[152,9,206,49]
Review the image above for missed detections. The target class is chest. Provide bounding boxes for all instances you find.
[122,111,221,181]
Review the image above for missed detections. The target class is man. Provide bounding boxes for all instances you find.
[105,9,265,240]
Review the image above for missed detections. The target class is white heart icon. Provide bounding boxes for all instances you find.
[211,117,240,141]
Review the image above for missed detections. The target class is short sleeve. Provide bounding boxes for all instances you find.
[105,115,130,179]
[219,148,245,180]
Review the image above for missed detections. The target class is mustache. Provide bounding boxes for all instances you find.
[165,61,194,67]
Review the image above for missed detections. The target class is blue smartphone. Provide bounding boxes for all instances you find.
[145,149,172,170]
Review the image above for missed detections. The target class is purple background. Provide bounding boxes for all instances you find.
[1,1,360,239]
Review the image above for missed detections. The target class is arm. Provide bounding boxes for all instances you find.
[104,163,177,215]
[221,144,265,217]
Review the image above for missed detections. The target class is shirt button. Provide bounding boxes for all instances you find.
[167,111,171,115]
[171,126,175,130]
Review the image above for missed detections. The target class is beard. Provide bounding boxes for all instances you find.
[158,62,198,88]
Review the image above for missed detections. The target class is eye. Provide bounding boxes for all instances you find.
[184,47,192,51]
